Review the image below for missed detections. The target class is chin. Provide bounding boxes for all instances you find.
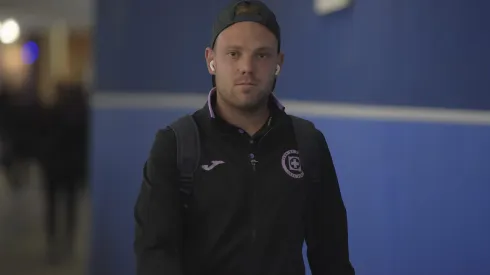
[234,84,257,94]
[234,95,269,112]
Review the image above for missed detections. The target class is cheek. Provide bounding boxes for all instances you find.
[257,61,276,75]
[215,70,233,87]
[220,61,236,73]
[257,66,276,82]
[217,65,236,80]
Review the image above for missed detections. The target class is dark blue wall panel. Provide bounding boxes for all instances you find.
[96,0,490,109]
[89,108,490,275]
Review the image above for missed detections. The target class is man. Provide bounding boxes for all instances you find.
[40,82,89,264]
[134,1,355,274]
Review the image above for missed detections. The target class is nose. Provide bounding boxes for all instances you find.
[237,54,254,75]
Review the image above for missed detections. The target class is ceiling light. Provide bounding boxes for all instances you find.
[0,19,21,44]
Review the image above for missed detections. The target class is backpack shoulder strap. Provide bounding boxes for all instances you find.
[169,115,201,198]
[290,115,322,183]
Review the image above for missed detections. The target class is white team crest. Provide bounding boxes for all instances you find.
[281,150,304,179]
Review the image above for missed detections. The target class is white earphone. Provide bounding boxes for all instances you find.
[275,64,281,76]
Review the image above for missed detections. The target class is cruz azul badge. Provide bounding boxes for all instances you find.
[281,149,304,179]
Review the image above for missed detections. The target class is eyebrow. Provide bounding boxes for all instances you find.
[225,46,275,52]
[255,47,275,52]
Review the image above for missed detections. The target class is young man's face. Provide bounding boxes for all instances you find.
[206,22,284,112]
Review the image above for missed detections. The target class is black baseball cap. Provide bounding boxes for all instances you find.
[210,0,281,51]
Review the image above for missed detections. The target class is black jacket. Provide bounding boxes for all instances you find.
[134,99,355,275]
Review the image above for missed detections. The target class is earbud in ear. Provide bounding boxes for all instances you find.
[210,60,216,72]
[275,64,281,76]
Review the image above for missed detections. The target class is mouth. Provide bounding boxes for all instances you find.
[235,82,256,86]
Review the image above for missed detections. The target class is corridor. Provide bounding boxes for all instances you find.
[0,164,90,275]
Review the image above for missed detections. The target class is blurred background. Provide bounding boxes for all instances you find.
[1,0,490,275]
[0,0,91,275]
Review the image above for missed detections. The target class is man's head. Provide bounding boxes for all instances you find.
[205,1,284,112]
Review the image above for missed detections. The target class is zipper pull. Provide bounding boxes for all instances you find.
[250,159,258,171]
[249,153,258,171]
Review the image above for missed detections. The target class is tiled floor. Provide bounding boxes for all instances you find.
[0,164,91,275]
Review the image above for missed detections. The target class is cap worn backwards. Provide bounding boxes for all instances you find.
[210,0,281,51]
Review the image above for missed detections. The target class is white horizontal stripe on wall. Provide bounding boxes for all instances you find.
[93,92,490,125]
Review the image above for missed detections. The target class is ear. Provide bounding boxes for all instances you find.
[205,47,215,75]
[276,52,284,74]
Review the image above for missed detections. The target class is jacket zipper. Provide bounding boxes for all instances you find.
[248,127,273,244]
[249,154,258,242]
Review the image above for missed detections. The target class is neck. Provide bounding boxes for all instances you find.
[216,96,270,136]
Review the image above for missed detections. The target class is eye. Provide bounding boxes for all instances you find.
[227,51,238,58]
[257,53,269,59]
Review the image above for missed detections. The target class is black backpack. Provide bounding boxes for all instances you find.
[169,114,322,208]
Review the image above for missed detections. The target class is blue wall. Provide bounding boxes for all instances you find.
[92,0,490,274]
[96,0,490,109]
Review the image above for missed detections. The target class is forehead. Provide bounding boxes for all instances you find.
[215,22,277,50]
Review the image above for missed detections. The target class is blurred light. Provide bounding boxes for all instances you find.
[0,19,21,44]
[314,0,352,15]
[21,41,39,64]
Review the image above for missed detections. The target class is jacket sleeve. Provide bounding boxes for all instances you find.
[305,130,355,275]
[134,128,184,275]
